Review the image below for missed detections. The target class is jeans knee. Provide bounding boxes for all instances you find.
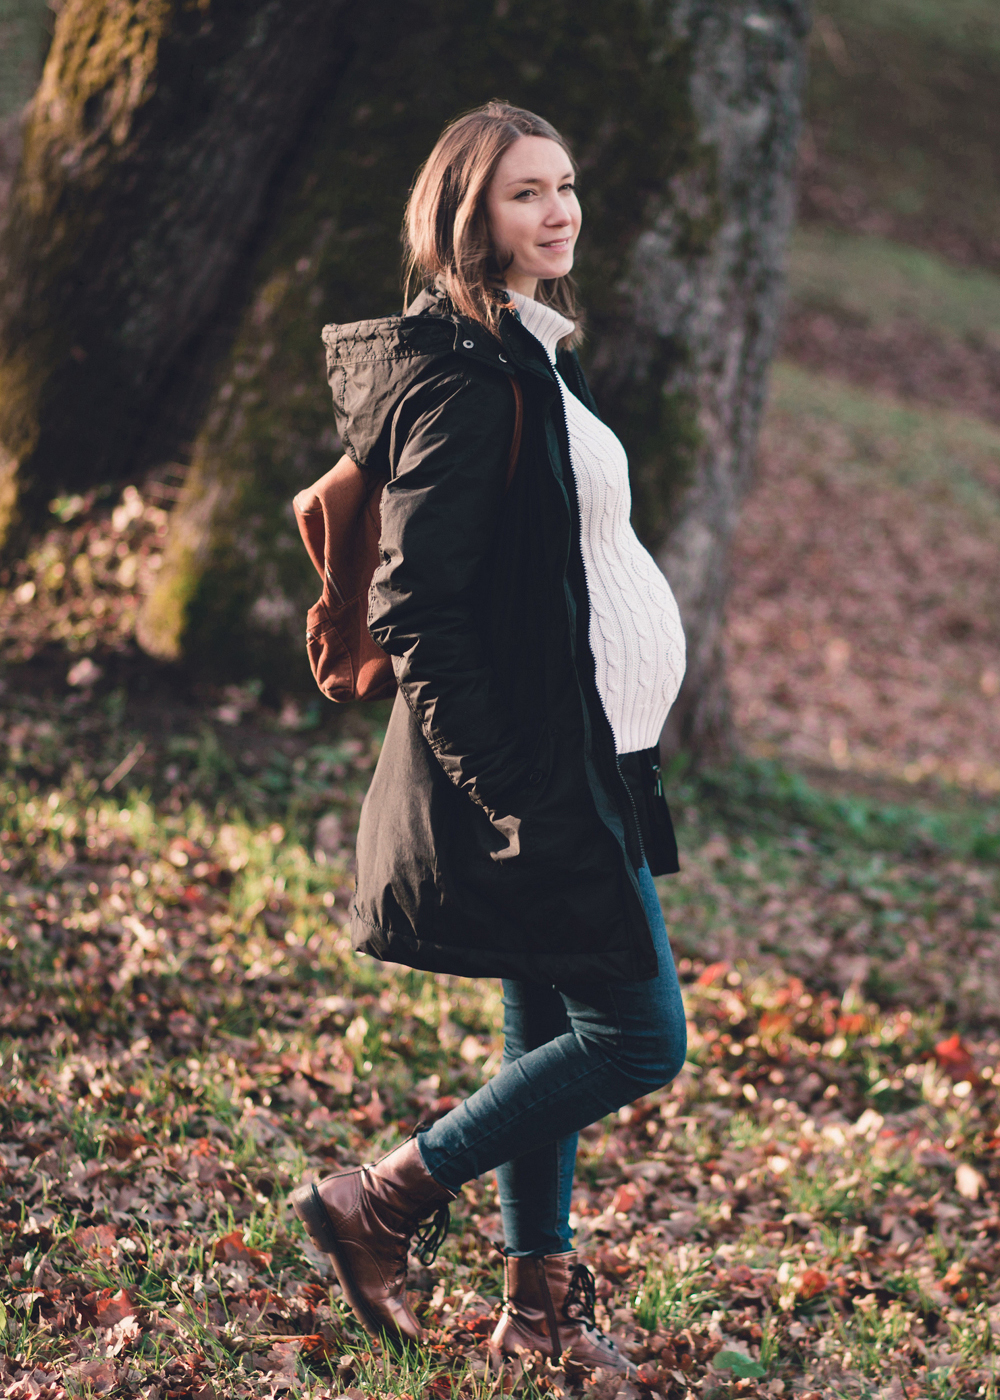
[621,1023,687,1093]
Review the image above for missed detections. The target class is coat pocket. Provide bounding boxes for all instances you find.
[618,747,680,877]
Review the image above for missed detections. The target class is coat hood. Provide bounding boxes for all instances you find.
[321,288,551,473]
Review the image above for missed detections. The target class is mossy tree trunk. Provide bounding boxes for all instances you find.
[1,0,809,760]
[590,3,811,757]
[0,0,346,551]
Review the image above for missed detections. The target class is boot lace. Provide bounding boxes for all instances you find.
[412,1204,450,1266]
[563,1262,598,1328]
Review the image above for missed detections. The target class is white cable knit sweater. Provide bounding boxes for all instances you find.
[508,290,686,754]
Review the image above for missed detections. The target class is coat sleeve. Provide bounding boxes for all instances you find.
[368,364,530,815]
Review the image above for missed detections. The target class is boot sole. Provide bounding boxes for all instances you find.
[487,1329,637,1378]
[289,1181,419,1351]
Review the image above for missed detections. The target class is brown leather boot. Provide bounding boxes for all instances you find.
[290,1137,454,1347]
[489,1252,638,1375]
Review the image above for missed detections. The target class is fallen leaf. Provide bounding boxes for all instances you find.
[67,1359,120,1394]
[212,1230,272,1270]
[934,1033,979,1085]
[105,1313,142,1355]
[84,1288,135,1327]
[75,1224,118,1257]
[796,1268,829,1300]
[610,1181,644,1214]
[263,1340,300,1375]
[347,1087,385,1133]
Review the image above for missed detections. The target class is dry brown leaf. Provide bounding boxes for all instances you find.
[211,1230,272,1270]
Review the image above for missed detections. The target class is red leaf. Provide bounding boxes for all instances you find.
[934,1034,979,1085]
[84,1287,136,1326]
[697,961,730,987]
[610,1182,643,1214]
[211,1229,272,1270]
[796,1268,829,1300]
[298,1334,337,1360]
[424,1095,460,1122]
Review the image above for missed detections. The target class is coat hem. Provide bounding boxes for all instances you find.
[349,904,657,985]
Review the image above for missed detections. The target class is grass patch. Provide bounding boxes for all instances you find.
[689,756,1000,864]
[768,361,1000,518]
[787,226,1000,342]
[819,0,1000,59]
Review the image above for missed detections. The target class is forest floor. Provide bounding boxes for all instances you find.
[4,172,1000,1400]
[2,671,1000,1400]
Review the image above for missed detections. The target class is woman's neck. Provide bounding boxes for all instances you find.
[505,289,575,366]
[505,275,538,299]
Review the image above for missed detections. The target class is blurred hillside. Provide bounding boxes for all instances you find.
[724,0,1000,803]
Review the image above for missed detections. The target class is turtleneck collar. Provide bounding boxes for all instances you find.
[506,289,575,367]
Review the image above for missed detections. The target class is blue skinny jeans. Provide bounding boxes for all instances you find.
[417,864,687,1256]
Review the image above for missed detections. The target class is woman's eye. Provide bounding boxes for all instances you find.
[515,189,536,200]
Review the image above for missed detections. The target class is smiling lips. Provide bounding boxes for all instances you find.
[540,237,572,251]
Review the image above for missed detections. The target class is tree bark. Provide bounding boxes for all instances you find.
[1,0,809,760]
[0,0,346,551]
[589,2,811,758]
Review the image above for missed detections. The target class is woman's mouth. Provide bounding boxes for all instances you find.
[539,237,572,252]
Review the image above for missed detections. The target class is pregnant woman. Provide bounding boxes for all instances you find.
[292,101,689,1375]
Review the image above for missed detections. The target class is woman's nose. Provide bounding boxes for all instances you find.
[543,201,571,226]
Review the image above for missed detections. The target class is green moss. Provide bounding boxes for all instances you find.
[149,0,707,684]
[1,0,340,559]
[24,0,170,194]
[0,1,189,552]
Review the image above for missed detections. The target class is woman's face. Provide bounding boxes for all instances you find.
[486,135,581,298]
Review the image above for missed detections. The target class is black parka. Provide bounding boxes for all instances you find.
[322,289,679,985]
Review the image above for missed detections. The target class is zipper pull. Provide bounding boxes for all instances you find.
[651,761,663,798]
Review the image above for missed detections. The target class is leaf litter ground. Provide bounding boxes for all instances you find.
[2,674,1000,1400]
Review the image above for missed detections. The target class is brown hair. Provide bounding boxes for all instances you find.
[403,100,582,347]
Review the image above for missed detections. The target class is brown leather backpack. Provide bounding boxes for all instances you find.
[294,376,523,703]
